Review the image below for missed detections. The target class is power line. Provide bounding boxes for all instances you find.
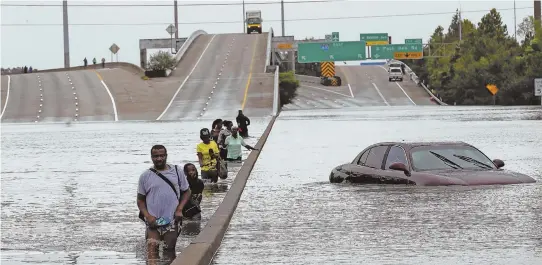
[0,6,531,27]
[1,0,344,7]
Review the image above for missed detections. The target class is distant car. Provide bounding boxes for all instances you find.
[329,141,536,186]
[388,67,403,82]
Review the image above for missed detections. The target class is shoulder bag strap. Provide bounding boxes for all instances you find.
[149,167,179,199]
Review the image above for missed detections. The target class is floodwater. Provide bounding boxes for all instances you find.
[0,117,270,265]
[213,105,542,265]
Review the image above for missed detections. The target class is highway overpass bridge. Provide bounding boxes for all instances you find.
[0,28,438,123]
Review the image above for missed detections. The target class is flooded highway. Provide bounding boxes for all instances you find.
[213,106,542,265]
[0,118,270,265]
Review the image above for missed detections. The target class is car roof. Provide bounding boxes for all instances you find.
[369,141,472,151]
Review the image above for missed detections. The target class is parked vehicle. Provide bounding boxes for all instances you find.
[329,141,536,186]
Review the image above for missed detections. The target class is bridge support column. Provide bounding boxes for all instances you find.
[140,49,147,70]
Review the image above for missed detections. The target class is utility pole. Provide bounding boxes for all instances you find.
[535,1,541,24]
[458,2,462,41]
[281,0,285,36]
[174,0,179,39]
[62,0,70,68]
[514,0,517,41]
[243,0,246,33]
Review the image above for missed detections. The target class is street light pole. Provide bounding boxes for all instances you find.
[281,0,285,36]
[62,0,70,68]
[514,0,517,41]
[174,0,179,39]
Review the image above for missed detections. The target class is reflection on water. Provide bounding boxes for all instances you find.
[213,106,542,265]
[0,118,270,265]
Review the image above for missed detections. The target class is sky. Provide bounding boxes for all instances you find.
[0,0,537,69]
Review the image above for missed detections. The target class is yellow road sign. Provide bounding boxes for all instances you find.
[277,43,293,49]
[366,40,389,46]
[393,52,423,59]
[486,84,499,95]
[320,62,335,78]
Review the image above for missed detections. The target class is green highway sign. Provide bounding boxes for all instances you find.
[332,32,340,41]
[360,33,389,46]
[405,38,423,44]
[370,44,423,59]
[298,41,367,63]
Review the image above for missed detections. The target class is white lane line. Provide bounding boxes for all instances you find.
[372,82,390,106]
[99,80,118,121]
[0,75,11,119]
[301,84,352,98]
[395,82,416,105]
[156,34,217,120]
[347,83,354,98]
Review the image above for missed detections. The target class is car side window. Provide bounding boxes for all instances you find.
[365,146,389,169]
[385,146,409,170]
[357,150,370,165]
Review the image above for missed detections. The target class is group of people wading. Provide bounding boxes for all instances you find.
[136,110,257,262]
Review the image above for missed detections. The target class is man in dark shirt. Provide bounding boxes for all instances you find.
[235,110,251,138]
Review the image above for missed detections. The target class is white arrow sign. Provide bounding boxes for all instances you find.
[329,55,335,59]
[301,56,306,60]
[358,54,363,59]
[374,54,380,59]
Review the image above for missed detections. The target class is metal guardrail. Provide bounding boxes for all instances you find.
[264,27,274,72]
[272,65,279,116]
[174,30,207,65]
[391,59,448,106]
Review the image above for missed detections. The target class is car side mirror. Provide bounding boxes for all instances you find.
[389,162,411,177]
[493,159,505,169]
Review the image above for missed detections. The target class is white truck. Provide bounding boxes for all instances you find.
[388,67,403,82]
[246,10,262,34]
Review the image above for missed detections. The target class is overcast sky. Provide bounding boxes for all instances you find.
[0,0,536,69]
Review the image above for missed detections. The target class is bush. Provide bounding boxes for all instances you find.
[147,51,176,71]
[279,71,299,106]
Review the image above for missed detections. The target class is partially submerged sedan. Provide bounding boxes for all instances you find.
[329,141,536,186]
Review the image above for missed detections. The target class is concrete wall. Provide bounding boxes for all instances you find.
[172,115,278,265]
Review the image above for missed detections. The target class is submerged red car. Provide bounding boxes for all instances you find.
[329,141,536,186]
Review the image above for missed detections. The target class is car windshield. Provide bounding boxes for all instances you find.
[389,63,401,68]
[247,18,261,24]
[410,145,496,171]
[390,68,401,73]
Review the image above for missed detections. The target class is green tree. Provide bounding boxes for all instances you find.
[148,51,176,71]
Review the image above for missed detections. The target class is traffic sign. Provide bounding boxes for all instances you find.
[360,33,388,46]
[277,43,293,49]
[405,38,423,44]
[535,78,542,96]
[332,32,340,41]
[166,24,176,35]
[321,62,335,77]
[298,41,367,63]
[370,44,423,59]
[325,34,332,41]
[486,84,499,95]
[109,43,120,54]
[394,52,423,59]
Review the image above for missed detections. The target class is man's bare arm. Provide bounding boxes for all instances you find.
[137,193,151,218]
[175,189,192,214]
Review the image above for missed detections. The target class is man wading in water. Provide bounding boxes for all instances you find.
[197,128,220,183]
[236,110,251,138]
[137,145,191,262]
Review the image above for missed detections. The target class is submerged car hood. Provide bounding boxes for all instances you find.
[422,168,536,185]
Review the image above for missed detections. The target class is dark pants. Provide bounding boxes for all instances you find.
[239,126,249,137]
[219,148,227,160]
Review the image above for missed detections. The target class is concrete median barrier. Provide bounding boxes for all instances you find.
[172,115,278,265]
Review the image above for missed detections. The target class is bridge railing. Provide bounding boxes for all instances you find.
[174,30,207,65]
[272,65,280,116]
[392,59,448,106]
[264,27,274,73]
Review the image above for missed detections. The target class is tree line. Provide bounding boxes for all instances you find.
[403,9,542,105]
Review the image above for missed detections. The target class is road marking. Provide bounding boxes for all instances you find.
[348,84,354,98]
[372,82,390,106]
[95,70,119,121]
[157,34,217,120]
[301,84,352,98]
[394,82,416,105]
[0,75,11,119]
[241,35,259,110]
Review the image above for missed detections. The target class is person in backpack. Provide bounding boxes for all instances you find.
[211,119,223,142]
[137,145,192,261]
[236,110,251,138]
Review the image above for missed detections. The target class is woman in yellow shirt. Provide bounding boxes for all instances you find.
[196,128,219,183]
